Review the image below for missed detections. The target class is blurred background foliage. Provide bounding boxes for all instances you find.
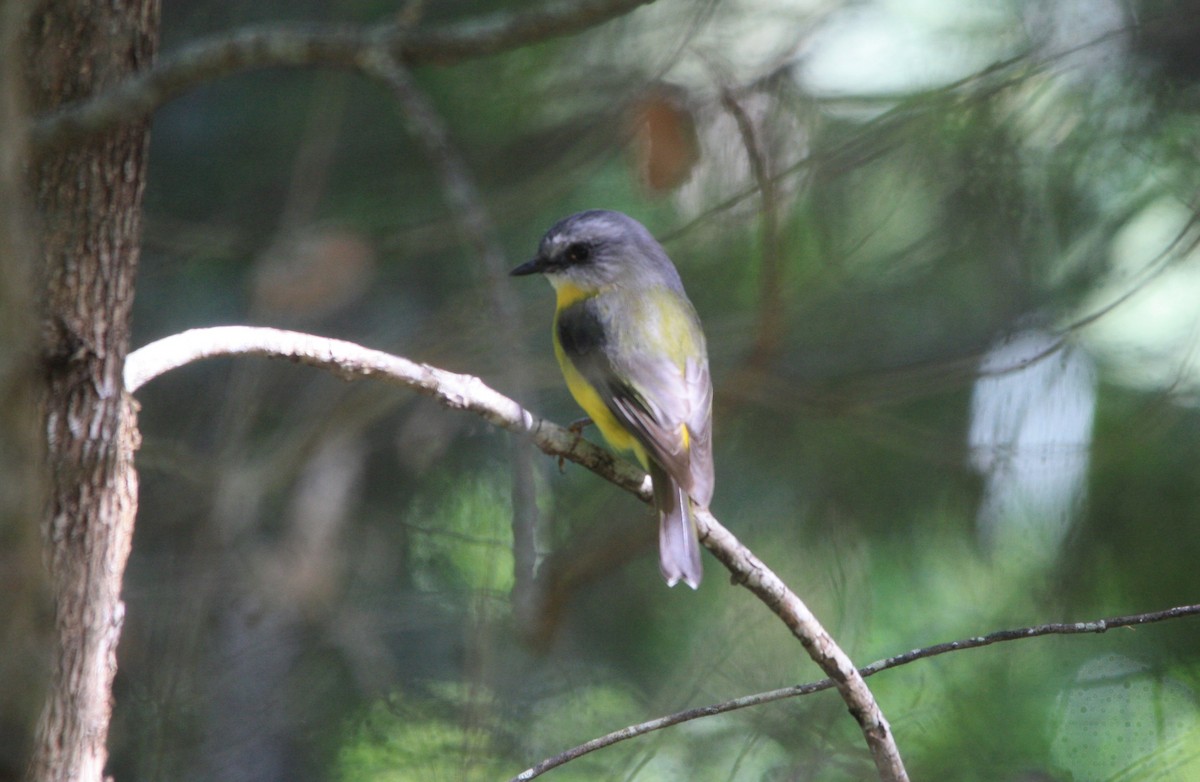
[90,0,1200,779]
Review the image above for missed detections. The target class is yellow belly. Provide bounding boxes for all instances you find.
[550,279,652,467]
[552,319,648,469]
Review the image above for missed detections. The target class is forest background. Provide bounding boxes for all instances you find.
[3,1,1200,780]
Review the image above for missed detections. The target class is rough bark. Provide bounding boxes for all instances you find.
[22,1,159,780]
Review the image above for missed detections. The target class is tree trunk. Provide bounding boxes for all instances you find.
[22,1,159,780]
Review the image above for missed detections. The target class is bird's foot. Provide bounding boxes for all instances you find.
[558,417,594,472]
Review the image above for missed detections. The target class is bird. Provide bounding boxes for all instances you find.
[511,210,714,588]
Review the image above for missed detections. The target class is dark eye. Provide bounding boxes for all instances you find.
[565,242,592,264]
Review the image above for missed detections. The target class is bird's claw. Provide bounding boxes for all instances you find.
[557,417,594,472]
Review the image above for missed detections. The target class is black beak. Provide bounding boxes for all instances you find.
[510,256,546,276]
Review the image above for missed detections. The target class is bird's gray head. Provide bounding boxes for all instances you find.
[510,210,683,293]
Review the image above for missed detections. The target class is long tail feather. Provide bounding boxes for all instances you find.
[650,462,703,588]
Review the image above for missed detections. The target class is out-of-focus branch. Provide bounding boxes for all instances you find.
[358,49,544,675]
[124,325,908,782]
[720,87,785,367]
[512,602,1200,779]
[359,53,506,277]
[32,0,656,151]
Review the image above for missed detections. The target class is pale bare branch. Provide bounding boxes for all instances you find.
[125,326,650,495]
[124,325,909,782]
[697,510,905,780]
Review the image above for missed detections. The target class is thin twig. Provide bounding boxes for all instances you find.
[123,326,909,782]
[511,603,1200,779]
[32,0,656,150]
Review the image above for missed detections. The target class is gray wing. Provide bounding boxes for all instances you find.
[609,352,712,507]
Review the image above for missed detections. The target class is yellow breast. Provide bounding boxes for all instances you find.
[550,283,648,467]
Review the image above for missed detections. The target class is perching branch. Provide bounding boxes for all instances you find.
[513,602,1200,779]
[124,326,650,494]
[124,325,909,782]
[32,0,656,150]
